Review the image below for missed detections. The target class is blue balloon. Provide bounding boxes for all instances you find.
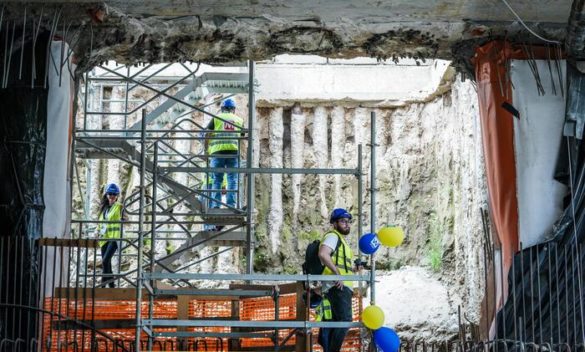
[374,327,400,352]
[359,233,380,255]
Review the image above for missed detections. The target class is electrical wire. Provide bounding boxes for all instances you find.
[499,0,561,44]
[565,136,585,346]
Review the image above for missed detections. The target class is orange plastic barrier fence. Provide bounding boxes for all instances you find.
[239,293,362,351]
[42,292,362,351]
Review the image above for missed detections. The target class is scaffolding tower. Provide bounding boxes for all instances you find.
[68,60,372,351]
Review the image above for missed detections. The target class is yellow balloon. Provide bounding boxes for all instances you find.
[362,305,385,330]
[378,226,405,247]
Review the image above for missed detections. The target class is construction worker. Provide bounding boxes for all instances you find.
[317,208,356,352]
[305,289,332,322]
[205,98,243,209]
[97,183,126,288]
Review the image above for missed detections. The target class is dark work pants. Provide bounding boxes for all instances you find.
[100,241,118,288]
[318,286,353,352]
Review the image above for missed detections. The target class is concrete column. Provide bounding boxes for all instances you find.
[313,106,329,218]
[331,106,345,206]
[268,107,283,254]
[290,103,305,225]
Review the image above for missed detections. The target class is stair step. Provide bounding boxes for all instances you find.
[203,208,246,225]
[156,230,247,269]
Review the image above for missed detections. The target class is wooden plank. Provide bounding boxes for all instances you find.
[295,282,308,352]
[52,319,136,330]
[229,296,241,351]
[177,295,190,350]
[229,282,297,295]
[39,238,99,248]
[152,286,242,300]
[240,345,295,351]
[54,287,149,300]
[52,287,240,301]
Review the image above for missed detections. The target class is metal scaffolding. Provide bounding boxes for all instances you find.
[70,61,372,351]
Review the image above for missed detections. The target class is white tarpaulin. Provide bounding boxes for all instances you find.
[511,60,567,247]
[43,41,73,238]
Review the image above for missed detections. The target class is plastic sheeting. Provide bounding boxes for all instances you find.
[0,89,47,236]
[510,60,567,248]
[496,58,584,346]
[0,32,49,344]
[474,41,520,303]
[43,40,74,238]
[0,88,47,343]
[475,41,584,346]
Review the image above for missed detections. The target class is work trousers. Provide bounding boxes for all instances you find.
[318,286,353,352]
[210,154,239,208]
[100,241,118,288]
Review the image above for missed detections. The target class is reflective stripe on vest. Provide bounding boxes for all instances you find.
[98,202,123,247]
[208,112,243,155]
[321,230,354,288]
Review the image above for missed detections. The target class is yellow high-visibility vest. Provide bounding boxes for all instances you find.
[315,298,333,321]
[208,112,243,155]
[321,230,354,288]
[98,203,123,247]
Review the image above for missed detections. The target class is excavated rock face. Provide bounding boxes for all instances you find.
[249,75,486,340]
[0,1,571,74]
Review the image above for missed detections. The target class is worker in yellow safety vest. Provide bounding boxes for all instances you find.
[205,98,243,209]
[317,208,356,352]
[97,183,126,288]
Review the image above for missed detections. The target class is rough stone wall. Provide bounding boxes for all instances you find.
[254,77,485,267]
[251,75,486,338]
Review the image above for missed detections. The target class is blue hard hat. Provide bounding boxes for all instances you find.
[330,208,352,224]
[303,290,323,309]
[221,98,236,109]
[105,183,120,195]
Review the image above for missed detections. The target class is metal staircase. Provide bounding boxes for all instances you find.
[76,62,251,279]
[76,137,206,212]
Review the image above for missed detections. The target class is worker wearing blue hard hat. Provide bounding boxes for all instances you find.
[204,98,244,212]
[96,183,126,288]
[318,207,356,352]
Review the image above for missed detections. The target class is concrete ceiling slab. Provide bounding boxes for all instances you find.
[0,1,574,72]
[8,0,572,23]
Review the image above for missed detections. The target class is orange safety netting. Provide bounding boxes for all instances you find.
[42,292,362,351]
[239,293,362,351]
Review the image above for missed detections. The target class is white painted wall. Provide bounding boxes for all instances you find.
[256,59,451,104]
[511,60,567,248]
